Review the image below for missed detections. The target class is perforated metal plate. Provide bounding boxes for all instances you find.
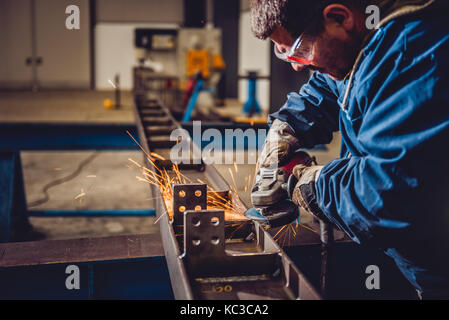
[184,209,225,258]
[172,184,207,226]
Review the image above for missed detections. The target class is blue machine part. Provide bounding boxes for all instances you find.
[0,152,30,242]
[243,73,262,116]
[28,209,156,217]
[0,122,140,151]
[182,79,204,122]
[0,257,174,300]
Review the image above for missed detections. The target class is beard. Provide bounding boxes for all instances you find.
[313,31,364,80]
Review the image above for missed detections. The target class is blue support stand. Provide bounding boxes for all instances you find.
[182,79,204,122]
[242,71,262,116]
[0,152,32,243]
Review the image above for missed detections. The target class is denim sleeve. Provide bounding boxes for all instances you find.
[269,71,341,148]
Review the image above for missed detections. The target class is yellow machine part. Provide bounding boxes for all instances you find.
[212,53,226,70]
[186,49,210,79]
[234,117,268,125]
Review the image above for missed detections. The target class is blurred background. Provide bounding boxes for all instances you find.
[0,0,314,241]
[0,0,310,115]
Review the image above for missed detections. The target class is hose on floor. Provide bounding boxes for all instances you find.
[27,152,100,208]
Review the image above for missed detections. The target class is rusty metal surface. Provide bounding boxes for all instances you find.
[0,233,164,267]
[132,95,322,300]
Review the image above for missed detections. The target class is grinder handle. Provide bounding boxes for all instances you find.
[286,174,298,199]
[280,151,316,177]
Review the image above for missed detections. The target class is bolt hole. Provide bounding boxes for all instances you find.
[179,190,186,197]
[211,237,220,245]
[179,205,186,213]
[211,216,219,226]
[192,239,201,246]
[195,190,202,197]
[192,217,201,227]
[194,205,202,211]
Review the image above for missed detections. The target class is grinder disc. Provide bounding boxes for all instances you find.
[244,200,299,228]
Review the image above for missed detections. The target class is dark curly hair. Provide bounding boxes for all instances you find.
[250,0,367,40]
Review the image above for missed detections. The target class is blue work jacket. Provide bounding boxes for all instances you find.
[271,3,449,295]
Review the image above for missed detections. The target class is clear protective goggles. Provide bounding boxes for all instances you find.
[274,32,315,66]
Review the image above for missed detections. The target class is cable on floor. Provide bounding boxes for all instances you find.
[27,152,100,208]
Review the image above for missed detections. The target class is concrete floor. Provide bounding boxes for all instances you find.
[0,90,135,123]
[1,89,341,242]
[1,90,159,241]
[22,151,159,240]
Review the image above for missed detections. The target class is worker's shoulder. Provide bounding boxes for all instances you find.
[377,8,449,52]
[361,10,449,73]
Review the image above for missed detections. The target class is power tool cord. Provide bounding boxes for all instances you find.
[27,152,100,208]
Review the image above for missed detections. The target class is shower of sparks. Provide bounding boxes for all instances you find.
[126,131,247,224]
[271,217,322,247]
[125,131,318,245]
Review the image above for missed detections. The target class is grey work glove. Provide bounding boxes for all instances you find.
[256,119,300,172]
[289,164,330,223]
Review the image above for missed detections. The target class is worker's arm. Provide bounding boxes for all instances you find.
[316,21,449,251]
[269,71,341,149]
[256,72,340,170]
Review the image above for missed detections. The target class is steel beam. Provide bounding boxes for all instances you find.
[132,97,321,300]
[0,234,173,299]
[0,122,140,151]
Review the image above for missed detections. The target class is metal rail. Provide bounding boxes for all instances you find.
[132,97,321,300]
[0,234,173,299]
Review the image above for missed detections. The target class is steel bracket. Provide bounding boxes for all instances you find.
[172,184,207,227]
[182,207,280,278]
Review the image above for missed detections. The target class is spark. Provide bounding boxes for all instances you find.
[154,212,168,224]
[271,219,321,247]
[273,225,287,239]
[74,189,86,200]
[126,131,247,224]
[150,152,166,161]
[108,79,117,88]
[227,168,238,193]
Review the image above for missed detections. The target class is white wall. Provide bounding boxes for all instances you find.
[0,0,33,88]
[96,0,183,23]
[94,0,184,90]
[0,0,90,89]
[36,0,90,88]
[94,23,178,90]
[238,11,270,112]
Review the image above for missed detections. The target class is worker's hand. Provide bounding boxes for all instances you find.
[288,164,330,223]
[256,119,300,171]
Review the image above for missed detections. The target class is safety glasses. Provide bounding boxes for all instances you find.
[273,32,315,66]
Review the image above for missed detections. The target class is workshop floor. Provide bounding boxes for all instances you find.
[1,90,159,241]
[0,90,135,123]
[1,90,341,242]
[22,151,158,240]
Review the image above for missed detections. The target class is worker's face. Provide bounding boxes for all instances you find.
[270,5,366,80]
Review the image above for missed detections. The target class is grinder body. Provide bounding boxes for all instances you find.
[246,151,316,228]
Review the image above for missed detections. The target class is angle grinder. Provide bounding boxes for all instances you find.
[245,151,316,228]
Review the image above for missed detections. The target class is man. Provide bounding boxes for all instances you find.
[250,0,449,298]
